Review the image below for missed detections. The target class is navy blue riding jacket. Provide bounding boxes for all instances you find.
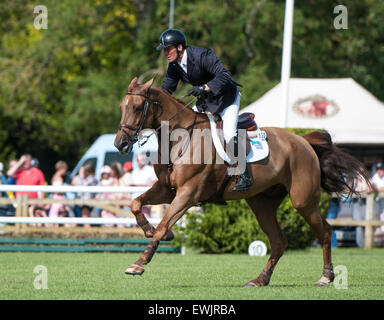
[161,46,241,115]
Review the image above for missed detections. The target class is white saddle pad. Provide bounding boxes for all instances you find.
[206,112,269,164]
[246,130,269,163]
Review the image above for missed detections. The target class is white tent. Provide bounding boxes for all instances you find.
[241,78,384,144]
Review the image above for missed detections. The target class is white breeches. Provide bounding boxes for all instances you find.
[192,91,241,144]
[218,92,240,144]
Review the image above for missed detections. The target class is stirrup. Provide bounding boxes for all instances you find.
[232,166,253,191]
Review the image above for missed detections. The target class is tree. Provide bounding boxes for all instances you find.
[1,0,383,178]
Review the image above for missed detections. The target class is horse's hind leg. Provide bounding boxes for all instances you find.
[290,189,334,287]
[298,205,334,287]
[245,186,288,287]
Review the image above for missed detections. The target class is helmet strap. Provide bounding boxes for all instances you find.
[176,45,184,62]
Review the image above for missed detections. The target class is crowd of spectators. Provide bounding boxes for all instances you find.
[2,154,383,236]
[326,162,384,248]
[0,152,158,228]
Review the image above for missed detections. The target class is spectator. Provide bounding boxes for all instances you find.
[371,163,384,233]
[70,165,85,219]
[131,153,157,217]
[0,162,7,196]
[98,165,122,228]
[31,158,39,168]
[6,159,17,185]
[71,165,85,188]
[48,161,70,227]
[31,205,49,227]
[110,162,124,200]
[120,161,133,187]
[371,163,384,190]
[51,161,69,186]
[110,162,124,186]
[7,154,45,198]
[0,162,16,216]
[326,198,341,249]
[75,162,98,228]
[99,165,113,187]
[6,154,46,220]
[371,163,384,213]
[118,161,134,214]
[352,170,372,248]
[131,153,157,190]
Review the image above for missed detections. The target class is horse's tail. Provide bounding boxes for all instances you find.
[302,131,372,197]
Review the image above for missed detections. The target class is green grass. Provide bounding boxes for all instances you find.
[0,248,383,300]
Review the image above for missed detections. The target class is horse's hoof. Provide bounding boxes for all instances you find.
[125,264,145,276]
[244,281,258,287]
[244,279,268,287]
[314,276,331,287]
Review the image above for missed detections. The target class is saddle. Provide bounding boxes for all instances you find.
[237,112,258,131]
[216,112,258,156]
[200,111,268,206]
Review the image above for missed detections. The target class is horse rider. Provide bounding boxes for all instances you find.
[157,28,252,191]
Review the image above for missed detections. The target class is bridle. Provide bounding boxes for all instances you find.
[118,92,160,146]
[118,90,197,147]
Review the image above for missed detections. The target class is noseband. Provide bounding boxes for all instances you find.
[118,92,160,145]
[118,91,197,147]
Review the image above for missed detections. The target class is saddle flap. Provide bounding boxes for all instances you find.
[238,112,258,131]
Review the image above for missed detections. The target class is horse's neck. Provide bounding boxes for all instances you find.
[150,88,209,163]
[152,88,197,129]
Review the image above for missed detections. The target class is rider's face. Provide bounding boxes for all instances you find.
[163,45,177,62]
[163,44,183,63]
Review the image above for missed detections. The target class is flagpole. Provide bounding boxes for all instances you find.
[281,0,294,128]
[169,0,175,28]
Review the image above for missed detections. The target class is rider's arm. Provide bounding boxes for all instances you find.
[161,64,180,94]
[200,48,232,96]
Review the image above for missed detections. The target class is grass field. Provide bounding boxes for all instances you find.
[0,248,383,300]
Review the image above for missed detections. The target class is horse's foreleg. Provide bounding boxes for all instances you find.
[125,187,196,276]
[130,181,175,239]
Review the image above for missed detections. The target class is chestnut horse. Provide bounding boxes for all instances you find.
[114,77,370,287]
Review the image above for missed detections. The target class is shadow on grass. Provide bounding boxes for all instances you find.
[170,283,309,289]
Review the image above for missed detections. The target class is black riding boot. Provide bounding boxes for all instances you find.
[228,135,253,192]
[232,165,253,191]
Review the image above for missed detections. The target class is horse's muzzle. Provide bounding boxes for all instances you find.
[119,141,133,154]
[114,136,134,155]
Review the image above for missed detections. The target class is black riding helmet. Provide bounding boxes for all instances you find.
[156,28,187,51]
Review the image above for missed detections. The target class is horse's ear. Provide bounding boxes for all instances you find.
[141,77,155,92]
[128,77,139,90]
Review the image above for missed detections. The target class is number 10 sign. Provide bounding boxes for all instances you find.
[248,241,267,256]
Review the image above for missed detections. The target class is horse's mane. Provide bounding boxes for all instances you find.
[151,86,189,108]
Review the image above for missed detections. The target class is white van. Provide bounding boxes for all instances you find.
[70,131,158,180]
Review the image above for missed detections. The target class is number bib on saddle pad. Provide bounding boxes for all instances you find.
[245,130,269,163]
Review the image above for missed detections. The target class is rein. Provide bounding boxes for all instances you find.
[118,91,197,147]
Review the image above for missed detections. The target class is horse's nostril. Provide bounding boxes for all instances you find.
[117,140,131,154]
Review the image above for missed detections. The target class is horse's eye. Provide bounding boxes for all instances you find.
[134,106,144,112]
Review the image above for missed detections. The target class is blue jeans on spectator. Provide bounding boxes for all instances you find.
[327,198,341,248]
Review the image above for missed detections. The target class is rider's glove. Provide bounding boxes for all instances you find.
[187,86,207,98]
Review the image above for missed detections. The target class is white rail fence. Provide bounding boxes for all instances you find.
[0,184,162,230]
[0,185,383,248]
